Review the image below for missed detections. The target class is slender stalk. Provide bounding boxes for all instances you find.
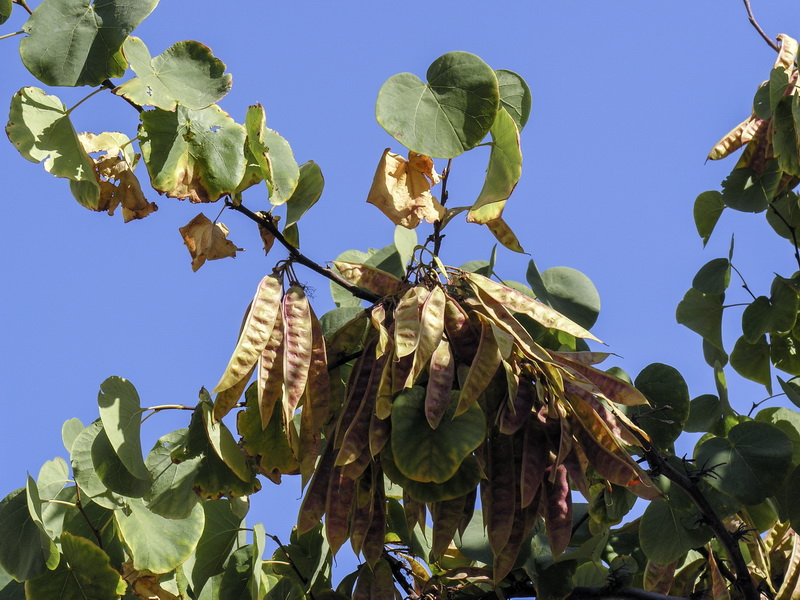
[74,485,104,549]
[265,533,315,600]
[431,159,453,256]
[730,263,757,301]
[0,30,24,42]
[768,203,800,271]
[145,404,196,411]
[225,199,380,303]
[66,87,105,115]
[13,0,32,15]
[742,0,780,52]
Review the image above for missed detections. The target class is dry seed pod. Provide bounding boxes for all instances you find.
[552,353,649,406]
[481,433,516,555]
[370,304,391,359]
[213,272,283,395]
[410,285,446,383]
[443,295,480,364]
[431,495,468,559]
[305,309,330,431]
[325,466,357,554]
[543,464,572,558]
[463,271,601,343]
[456,315,502,417]
[257,309,284,428]
[425,339,455,429]
[333,260,404,297]
[297,442,336,533]
[282,285,314,421]
[394,286,426,358]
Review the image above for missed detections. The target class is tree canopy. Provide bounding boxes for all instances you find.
[3,1,800,600]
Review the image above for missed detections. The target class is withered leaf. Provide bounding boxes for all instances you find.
[367,148,445,228]
[179,212,243,272]
[257,212,280,255]
[79,132,158,222]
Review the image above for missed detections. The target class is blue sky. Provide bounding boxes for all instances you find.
[2,0,800,565]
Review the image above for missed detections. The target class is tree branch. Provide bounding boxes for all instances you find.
[101,79,144,113]
[742,0,780,52]
[431,159,453,256]
[225,200,380,303]
[635,436,759,600]
[384,550,420,600]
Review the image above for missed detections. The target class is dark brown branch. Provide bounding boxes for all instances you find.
[327,349,365,371]
[74,485,104,549]
[13,0,33,15]
[384,550,420,600]
[431,159,453,256]
[225,200,380,303]
[101,79,144,114]
[635,436,759,600]
[742,0,780,52]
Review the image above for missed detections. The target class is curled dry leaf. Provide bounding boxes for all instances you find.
[179,212,243,272]
[367,148,445,228]
[256,212,280,255]
[78,132,158,221]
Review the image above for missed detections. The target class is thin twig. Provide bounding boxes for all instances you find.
[768,203,800,271]
[730,263,757,301]
[384,550,419,600]
[747,392,784,417]
[74,486,104,549]
[225,199,380,303]
[431,159,453,256]
[66,87,105,115]
[265,533,314,599]
[328,349,365,371]
[0,30,24,41]
[742,0,780,52]
[13,0,32,15]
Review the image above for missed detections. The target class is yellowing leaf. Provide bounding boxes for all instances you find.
[775,34,799,73]
[484,216,525,253]
[257,212,280,255]
[179,213,243,272]
[367,148,445,228]
[78,132,158,222]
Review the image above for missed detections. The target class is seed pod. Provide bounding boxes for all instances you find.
[334,340,378,450]
[456,315,502,417]
[394,287,426,358]
[552,353,649,406]
[369,409,390,457]
[462,271,601,342]
[457,487,477,538]
[481,433,515,555]
[425,339,455,429]
[410,286,446,383]
[375,357,394,419]
[499,377,536,435]
[257,309,284,428]
[298,389,320,486]
[326,309,369,364]
[361,475,386,568]
[370,304,391,359]
[443,295,480,364]
[214,363,255,422]
[336,357,381,466]
[431,495,468,560]
[493,498,540,582]
[325,466,357,554]
[306,308,330,431]
[297,442,336,533]
[333,260,404,297]
[349,474,374,557]
[543,463,572,558]
[213,272,282,394]
[282,286,313,421]
[485,217,524,253]
[520,418,548,508]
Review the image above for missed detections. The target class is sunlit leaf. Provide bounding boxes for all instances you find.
[695,421,793,505]
[144,429,201,519]
[693,191,724,246]
[244,103,299,205]
[19,0,158,87]
[115,36,231,110]
[97,376,149,481]
[376,51,499,158]
[286,161,325,227]
[496,69,532,131]
[467,108,522,224]
[6,87,100,206]
[139,105,246,203]
[115,497,205,573]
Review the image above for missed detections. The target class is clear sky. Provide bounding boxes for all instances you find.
[2,0,800,566]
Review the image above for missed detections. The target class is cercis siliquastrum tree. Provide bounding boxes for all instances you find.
[3,1,800,600]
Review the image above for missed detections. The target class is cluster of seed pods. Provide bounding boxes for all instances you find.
[214,261,661,589]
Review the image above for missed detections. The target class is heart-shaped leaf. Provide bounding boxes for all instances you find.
[20,0,158,87]
[496,69,532,132]
[376,51,499,158]
[97,376,149,481]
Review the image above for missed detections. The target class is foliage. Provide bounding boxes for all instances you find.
[2,1,800,600]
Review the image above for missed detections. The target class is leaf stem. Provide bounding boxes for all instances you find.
[145,404,196,411]
[225,199,380,303]
[66,87,105,115]
[0,30,24,41]
[730,263,757,301]
[747,392,784,416]
[13,0,32,15]
[741,0,780,52]
[265,532,315,599]
[74,486,104,549]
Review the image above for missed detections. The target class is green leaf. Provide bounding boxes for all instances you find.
[753,82,770,119]
[391,387,485,483]
[769,67,791,114]
[772,96,800,177]
[285,161,324,228]
[115,497,205,573]
[771,332,800,376]
[628,363,690,448]
[376,51,499,158]
[467,108,522,224]
[320,307,367,340]
[363,243,405,279]
[19,0,158,87]
[24,476,57,571]
[115,36,231,110]
[90,421,150,498]
[766,192,800,241]
[691,258,730,294]
[730,335,772,390]
[219,546,255,600]
[24,533,125,600]
[694,191,724,246]
[785,465,800,531]
[496,69,532,132]
[0,488,56,581]
[639,499,712,564]
[186,500,244,597]
[144,429,201,519]
[6,87,99,206]
[742,296,772,343]
[459,259,491,276]
[755,407,800,464]
[777,375,800,409]
[244,103,299,205]
[694,421,793,505]
[381,443,481,503]
[36,458,69,504]
[393,225,417,272]
[0,0,11,26]
[770,275,799,333]
[540,266,601,330]
[0,564,25,600]
[61,418,84,454]
[676,288,724,351]
[97,376,149,481]
[685,395,726,434]
[720,159,781,213]
[70,421,127,510]
[238,384,298,478]
[455,509,492,565]
[200,395,251,482]
[139,105,246,203]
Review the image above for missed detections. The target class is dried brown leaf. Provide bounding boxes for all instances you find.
[179,212,243,272]
[367,148,445,228]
